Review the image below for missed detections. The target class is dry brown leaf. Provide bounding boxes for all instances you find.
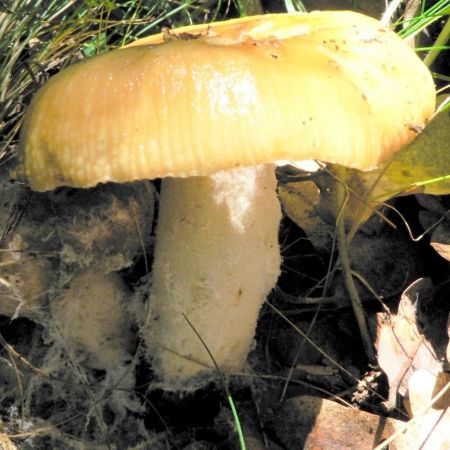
[430,222,450,262]
[391,370,450,450]
[275,395,398,450]
[278,179,334,253]
[417,195,450,261]
[375,278,441,410]
[345,232,419,302]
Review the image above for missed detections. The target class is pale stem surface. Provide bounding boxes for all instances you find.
[145,164,281,387]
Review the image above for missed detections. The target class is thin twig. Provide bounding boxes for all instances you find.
[335,169,376,365]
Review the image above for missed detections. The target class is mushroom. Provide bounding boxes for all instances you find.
[51,270,133,371]
[18,11,435,388]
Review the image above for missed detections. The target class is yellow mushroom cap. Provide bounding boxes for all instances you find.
[19,11,435,191]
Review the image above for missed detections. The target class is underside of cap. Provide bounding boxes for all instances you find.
[19,11,435,191]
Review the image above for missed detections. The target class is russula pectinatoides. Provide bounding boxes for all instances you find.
[18,11,435,388]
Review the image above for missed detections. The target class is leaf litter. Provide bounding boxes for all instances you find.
[1,1,450,449]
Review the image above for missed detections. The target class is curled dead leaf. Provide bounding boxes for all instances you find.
[375,278,441,410]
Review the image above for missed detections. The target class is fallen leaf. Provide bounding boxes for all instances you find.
[344,232,420,302]
[278,179,334,252]
[275,395,398,450]
[390,370,450,450]
[375,278,441,410]
[368,109,450,200]
[417,194,450,261]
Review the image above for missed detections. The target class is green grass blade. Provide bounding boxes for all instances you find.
[228,394,247,450]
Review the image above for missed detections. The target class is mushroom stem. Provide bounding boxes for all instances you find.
[144,164,281,387]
